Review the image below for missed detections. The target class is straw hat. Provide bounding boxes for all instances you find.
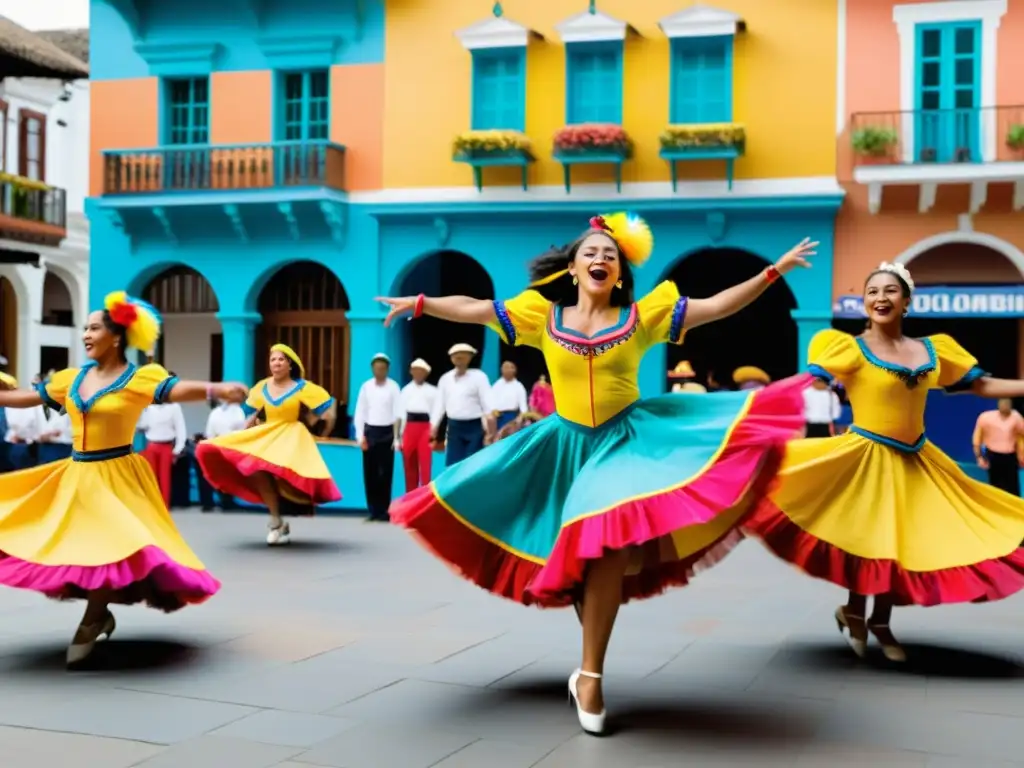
[733,366,771,385]
[410,358,431,373]
[668,360,696,379]
[448,343,477,356]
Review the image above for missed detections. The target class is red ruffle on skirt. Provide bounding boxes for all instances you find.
[746,498,1024,606]
[196,443,341,508]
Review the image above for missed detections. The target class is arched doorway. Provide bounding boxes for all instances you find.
[901,242,1021,378]
[663,248,798,391]
[256,261,349,438]
[0,277,16,376]
[40,271,74,374]
[141,266,221,436]
[397,251,500,384]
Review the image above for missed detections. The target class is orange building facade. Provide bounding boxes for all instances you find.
[835,0,1024,376]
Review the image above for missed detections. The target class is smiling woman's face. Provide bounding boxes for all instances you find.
[569,233,621,298]
[863,272,909,327]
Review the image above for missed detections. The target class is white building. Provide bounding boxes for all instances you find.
[0,24,89,386]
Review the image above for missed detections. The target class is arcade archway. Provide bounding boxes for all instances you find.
[901,242,1021,379]
[40,271,74,373]
[397,251,498,384]
[663,248,798,391]
[141,265,221,436]
[256,260,349,437]
[0,277,16,376]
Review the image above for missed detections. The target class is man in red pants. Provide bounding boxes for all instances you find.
[137,400,187,509]
[399,358,437,492]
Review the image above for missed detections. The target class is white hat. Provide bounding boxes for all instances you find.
[410,358,431,373]
[371,353,391,365]
[448,343,477,356]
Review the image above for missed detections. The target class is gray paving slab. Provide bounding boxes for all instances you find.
[0,512,1018,766]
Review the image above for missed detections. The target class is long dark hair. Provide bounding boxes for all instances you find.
[101,311,129,362]
[527,230,635,307]
[862,268,912,330]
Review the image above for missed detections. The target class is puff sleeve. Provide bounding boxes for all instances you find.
[489,290,552,349]
[807,330,861,383]
[930,334,987,392]
[299,381,335,417]
[637,280,688,346]
[242,379,266,418]
[131,363,179,404]
[35,368,78,410]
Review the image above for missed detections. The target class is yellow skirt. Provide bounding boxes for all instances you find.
[0,451,219,611]
[195,421,341,508]
[746,431,1024,605]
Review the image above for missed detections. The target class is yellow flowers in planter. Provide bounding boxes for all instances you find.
[659,123,746,151]
[0,172,51,192]
[452,130,532,157]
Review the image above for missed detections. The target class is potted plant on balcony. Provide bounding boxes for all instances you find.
[452,130,534,161]
[0,172,50,219]
[1007,124,1024,157]
[851,126,898,163]
[552,123,633,160]
[659,123,746,155]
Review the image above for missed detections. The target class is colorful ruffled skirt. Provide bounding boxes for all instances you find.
[0,452,219,611]
[746,428,1024,606]
[391,377,805,607]
[196,421,341,509]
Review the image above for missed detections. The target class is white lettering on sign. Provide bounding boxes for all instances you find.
[839,289,1024,317]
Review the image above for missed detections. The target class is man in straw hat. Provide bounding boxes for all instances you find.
[733,365,771,391]
[353,353,402,522]
[399,358,438,492]
[431,343,493,466]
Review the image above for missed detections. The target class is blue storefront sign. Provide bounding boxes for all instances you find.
[833,285,1024,319]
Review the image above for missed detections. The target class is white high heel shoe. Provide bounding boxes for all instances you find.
[834,606,867,659]
[66,611,116,667]
[568,669,606,736]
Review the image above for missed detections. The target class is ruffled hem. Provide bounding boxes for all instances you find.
[396,483,746,607]
[745,499,1024,606]
[392,378,805,607]
[195,443,342,508]
[0,545,221,613]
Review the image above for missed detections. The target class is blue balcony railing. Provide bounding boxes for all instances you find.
[102,140,346,195]
[849,105,1024,166]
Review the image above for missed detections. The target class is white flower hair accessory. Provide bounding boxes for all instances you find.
[877,261,915,293]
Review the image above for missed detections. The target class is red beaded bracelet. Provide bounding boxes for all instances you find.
[412,293,426,319]
[764,266,781,285]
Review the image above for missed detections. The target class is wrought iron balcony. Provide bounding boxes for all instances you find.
[102,140,347,195]
[0,174,67,245]
[849,105,1024,166]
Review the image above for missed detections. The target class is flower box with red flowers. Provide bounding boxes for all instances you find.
[552,124,633,160]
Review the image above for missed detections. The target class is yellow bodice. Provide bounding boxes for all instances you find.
[37,363,177,454]
[490,281,688,427]
[808,330,984,447]
[242,378,334,424]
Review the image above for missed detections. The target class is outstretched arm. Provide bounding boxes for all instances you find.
[683,238,818,330]
[375,294,496,328]
[972,378,1024,399]
[164,380,248,405]
[0,389,44,409]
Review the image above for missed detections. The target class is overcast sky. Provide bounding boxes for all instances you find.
[0,0,89,30]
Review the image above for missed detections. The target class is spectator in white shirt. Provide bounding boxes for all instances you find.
[489,360,529,436]
[5,402,46,470]
[399,358,437,493]
[802,378,842,438]
[431,343,493,466]
[353,353,403,522]
[198,399,248,511]
[138,400,187,509]
[38,409,73,464]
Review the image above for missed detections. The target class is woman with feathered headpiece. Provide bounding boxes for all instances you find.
[195,342,341,546]
[747,262,1024,664]
[0,291,249,668]
[377,212,816,735]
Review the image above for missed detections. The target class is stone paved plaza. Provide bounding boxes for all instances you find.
[0,512,1023,767]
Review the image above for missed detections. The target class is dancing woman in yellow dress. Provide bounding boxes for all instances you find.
[0,292,247,667]
[379,213,815,735]
[196,344,340,545]
[746,263,1024,662]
